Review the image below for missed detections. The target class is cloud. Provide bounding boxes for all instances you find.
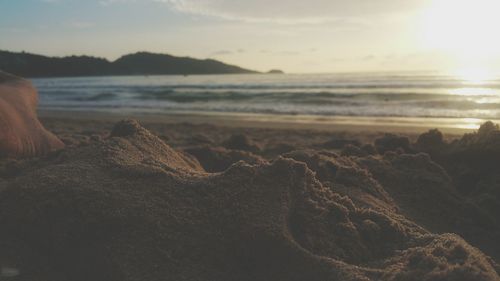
[210,50,233,56]
[210,49,245,56]
[279,50,300,56]
[363,55,376,61]
[155,0,425,24]
[93,0,425,24]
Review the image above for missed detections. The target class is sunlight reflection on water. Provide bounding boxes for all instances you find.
[449,88,497,96]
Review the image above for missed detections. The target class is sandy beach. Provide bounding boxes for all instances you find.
[1,109,499,280]
[3,0,500,278]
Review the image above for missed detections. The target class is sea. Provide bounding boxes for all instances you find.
[33,72,500,129]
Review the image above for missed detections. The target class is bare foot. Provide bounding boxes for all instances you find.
[0,71,64,158]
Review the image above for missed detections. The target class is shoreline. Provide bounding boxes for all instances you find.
[38,109,493,135]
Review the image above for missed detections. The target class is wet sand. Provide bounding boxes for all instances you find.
[38,109,494,135]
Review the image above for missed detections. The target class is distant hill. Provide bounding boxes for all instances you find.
[267,69,285,74]
[0,50,259,78]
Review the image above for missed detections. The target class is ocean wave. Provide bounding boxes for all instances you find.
[34,73,500,120]
[35,82,500,91]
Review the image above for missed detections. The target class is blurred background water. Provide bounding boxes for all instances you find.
[33,72,500,120]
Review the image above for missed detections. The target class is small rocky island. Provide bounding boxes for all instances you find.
[267,69,285,74]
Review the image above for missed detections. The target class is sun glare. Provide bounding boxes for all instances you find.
[421,0,500,78]
[421,0,500,58]
[454,68,495,85]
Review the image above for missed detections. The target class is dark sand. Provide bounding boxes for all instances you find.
[0,114,499,281]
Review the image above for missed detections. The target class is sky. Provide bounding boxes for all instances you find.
[1,0,500,73]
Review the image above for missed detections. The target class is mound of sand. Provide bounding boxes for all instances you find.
[283,150,398,213]
[405,122,500,260]
[0,120,498,281]
[374,134,412,154]
[222,134,261,153]
[183,145,266,173]
[357,152,499,260]
[320,138,361,150]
